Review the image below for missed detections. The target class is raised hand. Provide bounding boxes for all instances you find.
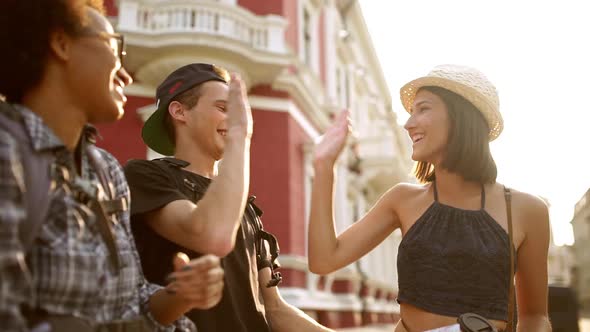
[313,110,351,168]
[165,252,225,310]
[225,73,253,140]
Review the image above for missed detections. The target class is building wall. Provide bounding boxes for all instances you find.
[238,0,283,16]
[96,95,153,163]
[104,0,118,16]
[548,243,574,287]
[286,0,300,54]
[249,108,309,258]
[105,0,411,328]
[572,189,590,310]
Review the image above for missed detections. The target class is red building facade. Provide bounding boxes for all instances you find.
[100,0,411,328]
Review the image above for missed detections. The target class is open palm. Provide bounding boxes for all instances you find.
[313,110,351,166]
[226,74,253,138]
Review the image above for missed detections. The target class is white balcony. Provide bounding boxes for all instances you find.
[118,0,287,53]
[116,0,292,87]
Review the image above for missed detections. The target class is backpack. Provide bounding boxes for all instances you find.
[155,157,282,287]
[246,196,282,287]
[0,102,124,271]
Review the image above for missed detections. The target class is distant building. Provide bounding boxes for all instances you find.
[100,0,412,328]
[571,189,590,310]
[548,241,574,287]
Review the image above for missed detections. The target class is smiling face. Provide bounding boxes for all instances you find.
[173,81,229,160]
[404,89,451,165]
[68,7,132,123]
[406,86,498,184]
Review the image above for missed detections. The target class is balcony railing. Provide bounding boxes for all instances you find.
[118,0,287,54]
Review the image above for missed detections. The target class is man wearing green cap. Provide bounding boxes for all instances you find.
[124,63,333,331]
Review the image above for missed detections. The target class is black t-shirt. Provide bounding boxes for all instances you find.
[124,158,270,332]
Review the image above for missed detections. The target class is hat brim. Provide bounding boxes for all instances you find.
[400,76,503,141]
[142,103,175,156]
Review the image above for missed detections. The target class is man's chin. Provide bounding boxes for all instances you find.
[88,107,122,124]
[114,107,125,120]
[106,106,124,122]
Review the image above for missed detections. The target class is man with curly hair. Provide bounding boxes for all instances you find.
[0,1,228,331]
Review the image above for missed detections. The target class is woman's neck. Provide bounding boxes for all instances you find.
[432,168,483,202]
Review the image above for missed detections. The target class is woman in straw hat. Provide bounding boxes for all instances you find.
[307,65,551,332]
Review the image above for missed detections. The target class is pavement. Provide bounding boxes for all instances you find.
[581,311,590,332]
[336,324,395,332]
[579,309,590,332]
[335,319,590,331]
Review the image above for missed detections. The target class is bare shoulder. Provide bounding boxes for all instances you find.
[506,186,548,211]
[388,182,425,196]
[385,182,429,207]
[503,185,550,228]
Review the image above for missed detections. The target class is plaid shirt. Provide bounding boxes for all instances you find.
[0,105,195,331]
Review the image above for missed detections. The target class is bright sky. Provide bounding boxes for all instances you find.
[359,0,590,246]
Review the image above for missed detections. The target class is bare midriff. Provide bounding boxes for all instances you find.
[397,303,507,332]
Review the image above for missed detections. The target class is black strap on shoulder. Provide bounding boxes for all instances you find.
[480,184,486,209]
[432,180,439,202]
[503,186,516,332]
[247,196,282,288]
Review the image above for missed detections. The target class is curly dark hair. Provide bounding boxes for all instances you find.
[0,0,105,103]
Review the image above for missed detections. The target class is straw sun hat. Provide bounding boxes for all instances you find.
[400,64,503,141]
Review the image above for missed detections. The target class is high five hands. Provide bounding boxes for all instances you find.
[313,110,352,167]
[226,73,253,140]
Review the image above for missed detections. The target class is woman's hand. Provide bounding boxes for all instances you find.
[313,110,351,168]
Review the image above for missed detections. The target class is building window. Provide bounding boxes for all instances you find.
[336,68,341,105]
[303,8,312,65]
[299,2,319,73]
[344,68,350,108]
[335,65,349,109]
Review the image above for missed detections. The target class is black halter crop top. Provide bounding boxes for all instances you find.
[396,182,513,321]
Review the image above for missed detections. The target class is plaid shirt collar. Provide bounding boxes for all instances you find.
[13,104,66,152]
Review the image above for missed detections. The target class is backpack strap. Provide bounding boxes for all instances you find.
[84,127,128,214]
[0,103,53,253]
[83,130,122,272]
[248,196,282,288]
